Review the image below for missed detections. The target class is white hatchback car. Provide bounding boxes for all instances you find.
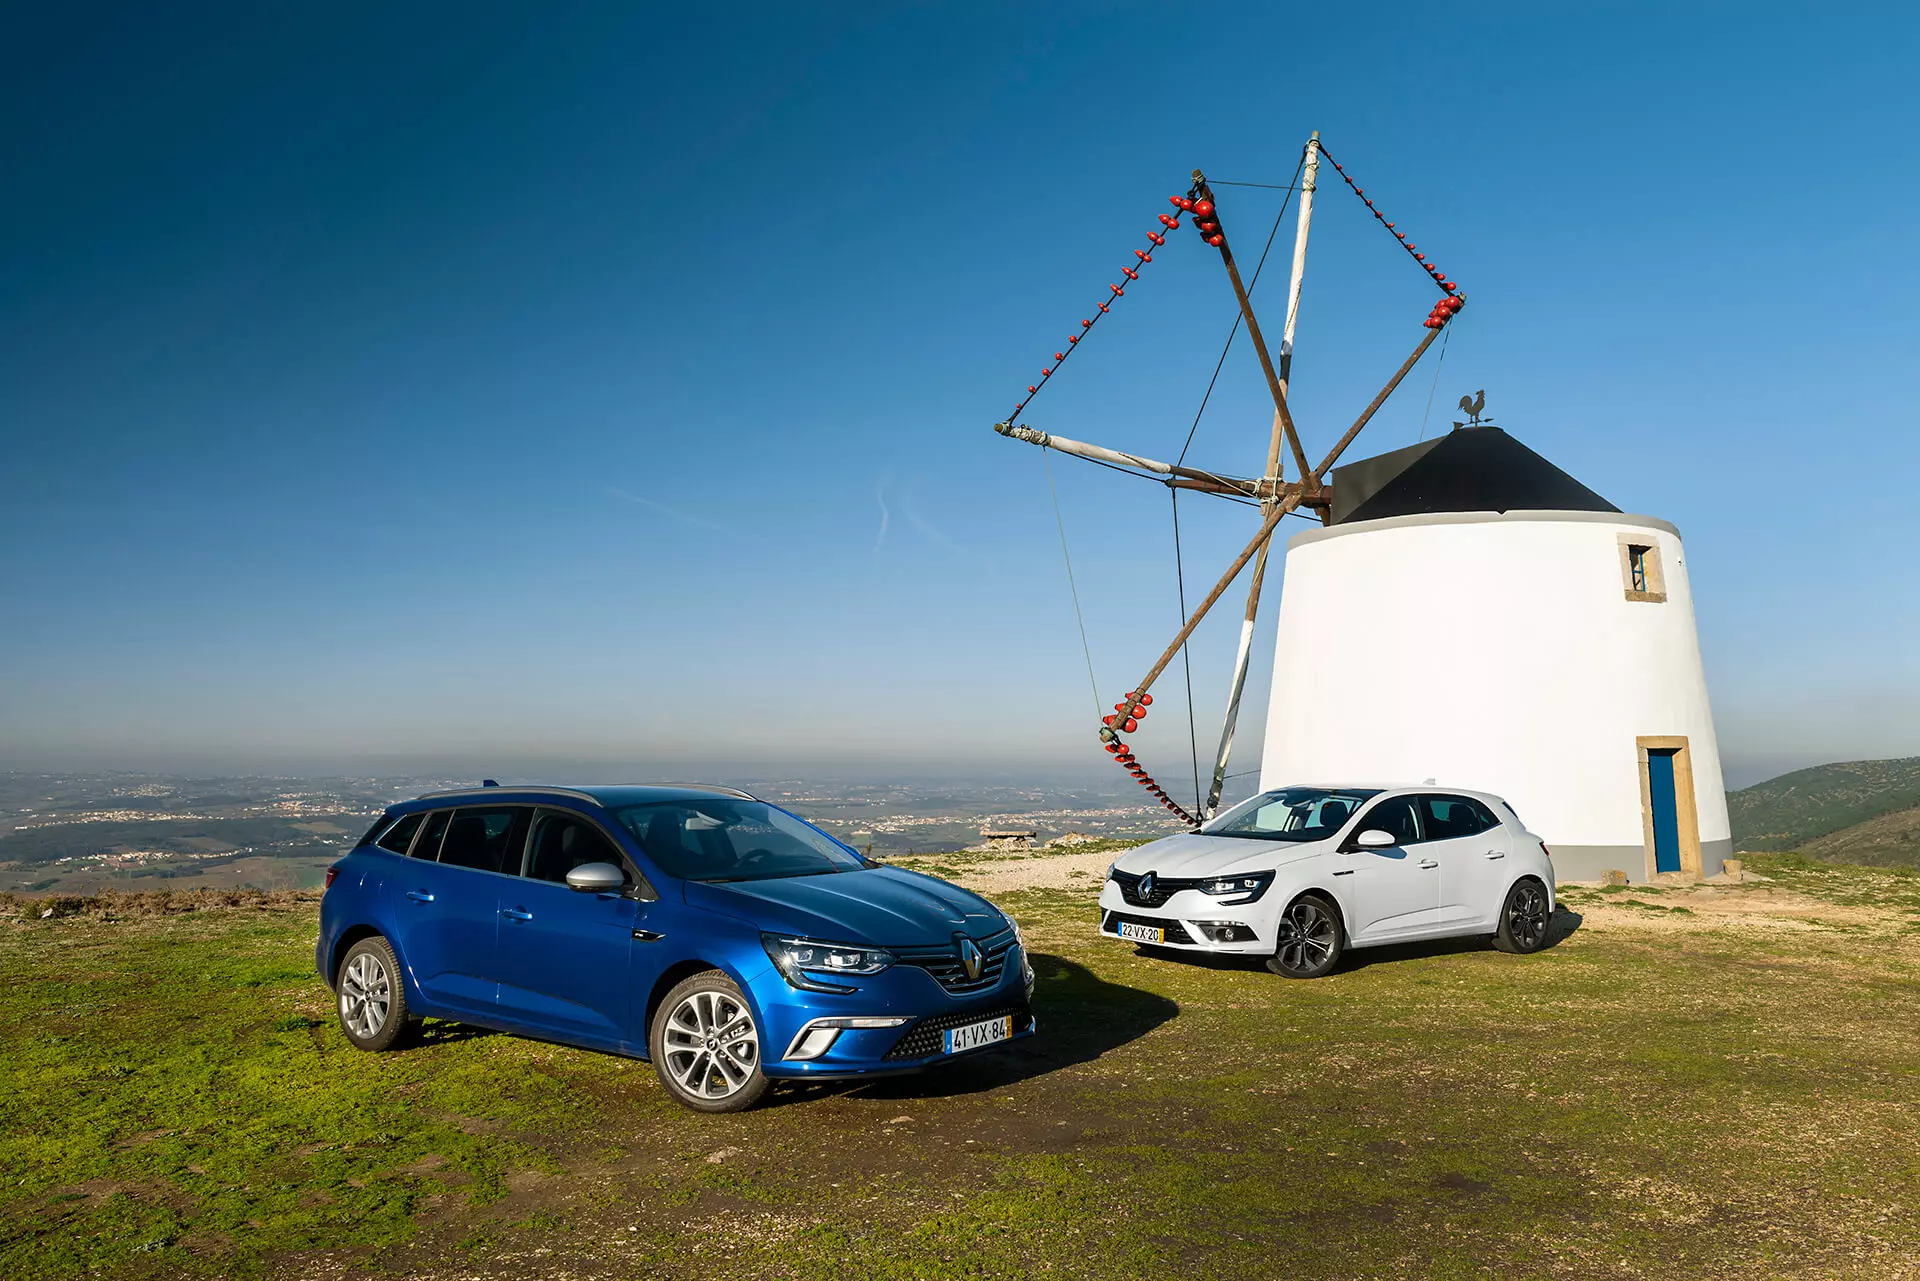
[1099,785,1556,978]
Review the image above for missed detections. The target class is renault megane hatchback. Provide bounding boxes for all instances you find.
[318,784,1035,1112]
[1099,785,1555,977]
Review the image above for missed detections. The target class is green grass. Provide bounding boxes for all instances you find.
[5,871,1920,1279]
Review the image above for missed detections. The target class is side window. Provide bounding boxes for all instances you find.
[413,810,452,860]
[1420,796,1497,840]
[437,807,531,874]
[375,812,425,855]
[526,810,629,886]
[1358,797,1422,846]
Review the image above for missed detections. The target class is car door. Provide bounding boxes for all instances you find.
[389,806,526,1018]
[1423,795,1513,930]
[491,808,661,1051]
[1339,795,1443,942]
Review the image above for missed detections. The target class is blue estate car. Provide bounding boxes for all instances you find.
[317,784,1036,1112]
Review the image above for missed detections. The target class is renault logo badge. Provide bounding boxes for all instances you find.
[1138,871,1157,901]
[958,936,984,981]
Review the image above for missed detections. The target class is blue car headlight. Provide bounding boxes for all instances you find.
[1198,871,1275,905]
[761,934,895,993]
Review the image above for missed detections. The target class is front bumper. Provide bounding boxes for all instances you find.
[749,944,1037,1079]
[1096,882,1289,955]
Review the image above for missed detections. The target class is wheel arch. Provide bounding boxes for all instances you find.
[643,959,751,1042]
[1284,885,1349,944]
[329,924,387,987]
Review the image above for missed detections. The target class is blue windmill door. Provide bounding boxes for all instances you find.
[1646,749,1682,874]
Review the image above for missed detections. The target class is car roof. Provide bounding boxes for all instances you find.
[1261,783,1511,805]
[400,782,758,811]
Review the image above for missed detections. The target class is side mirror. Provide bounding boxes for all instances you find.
[565,862,626,893]
[1350,829,1397,851]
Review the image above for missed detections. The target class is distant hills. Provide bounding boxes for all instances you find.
[1729,756,1920,868]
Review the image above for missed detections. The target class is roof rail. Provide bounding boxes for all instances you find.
[650,782,761,802]
[412,785,606,805]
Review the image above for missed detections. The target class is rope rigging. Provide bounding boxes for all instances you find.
[1002,136,1468,829]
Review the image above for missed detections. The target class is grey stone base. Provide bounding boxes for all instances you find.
[1548,839,1731,885]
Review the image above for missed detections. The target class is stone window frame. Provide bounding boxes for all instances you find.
[1618,534,1667,603]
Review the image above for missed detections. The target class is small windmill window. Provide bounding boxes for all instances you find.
[1618,537,1667,602]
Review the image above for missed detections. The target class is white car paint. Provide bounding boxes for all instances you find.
[1098,785,1555,961]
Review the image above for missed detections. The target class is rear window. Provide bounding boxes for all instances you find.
[375,812,425,855]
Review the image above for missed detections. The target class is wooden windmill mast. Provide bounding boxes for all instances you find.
[991,133,1465,824]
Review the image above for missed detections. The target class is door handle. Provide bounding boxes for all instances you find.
[500,907,533,921]
[1417,859,1439,870]
[405,890,435,903]
[1484,850,1506,860]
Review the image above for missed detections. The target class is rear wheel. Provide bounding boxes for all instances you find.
[336,936,415,1051]
[649,971,769,1113]
[1494,878,1552,954]
[1266,893,1343,979]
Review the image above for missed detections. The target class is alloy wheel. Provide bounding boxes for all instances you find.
[1507,882,1550,950]
[662,989,761,1101]
[340,952,391,1039]
[1275,899,1338,975]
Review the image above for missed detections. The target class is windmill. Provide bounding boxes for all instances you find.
[991,132,1467,824]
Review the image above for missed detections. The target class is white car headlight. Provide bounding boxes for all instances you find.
[1197,871,1275,904]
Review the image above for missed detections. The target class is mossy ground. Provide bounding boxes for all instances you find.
[3,854,1917,1279]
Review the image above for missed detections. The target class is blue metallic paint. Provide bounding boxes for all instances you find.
[316,786,1034,1078]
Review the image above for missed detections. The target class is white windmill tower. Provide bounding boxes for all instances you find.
[1258,398,1731,882]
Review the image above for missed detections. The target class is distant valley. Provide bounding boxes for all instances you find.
[1728,756,1920,867]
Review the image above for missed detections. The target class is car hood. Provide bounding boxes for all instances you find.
[683,865,1007,947]
[1111,832,1330,878]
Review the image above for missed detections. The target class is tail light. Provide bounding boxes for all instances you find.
[1539,843,1552,859]
[324,867,340,890]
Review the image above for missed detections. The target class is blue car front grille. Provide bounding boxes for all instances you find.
[892,927,1017,995]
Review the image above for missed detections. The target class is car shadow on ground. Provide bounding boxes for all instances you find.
[412,1019,501,1047]
[1132,906,1586,978]
[766,953,1178,1107]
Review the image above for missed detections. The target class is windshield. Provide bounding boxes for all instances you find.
[1202,787,1383,842]
[612,798,866,883]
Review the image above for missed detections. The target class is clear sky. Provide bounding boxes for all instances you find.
[3,3,1916,789]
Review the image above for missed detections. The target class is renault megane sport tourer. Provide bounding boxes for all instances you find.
[318,784,1035,1112]
[1099,785,1555,978]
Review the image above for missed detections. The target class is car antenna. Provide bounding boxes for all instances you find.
[482,779,499,787]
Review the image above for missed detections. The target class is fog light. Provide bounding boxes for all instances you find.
[782,1015,911,1061]
[1195,921,1256,944]
[789,1027,841,1061]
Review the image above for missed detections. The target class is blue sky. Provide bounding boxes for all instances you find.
[2,3,1916,788]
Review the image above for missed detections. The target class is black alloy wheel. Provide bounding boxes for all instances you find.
[1265,893,1343,979]
[1494,878,1552,954]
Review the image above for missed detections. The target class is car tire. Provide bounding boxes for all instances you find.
[336,935,416,1052]
[1494,878,1553,954]
[1265,893,1344,979]
[648,970,769,1114]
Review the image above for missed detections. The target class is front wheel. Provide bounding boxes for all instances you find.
[1494,878,1553,954]
[1266,893,1344,979]
[649,971,769,1113]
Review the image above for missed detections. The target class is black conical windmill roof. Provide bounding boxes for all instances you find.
[1329,426,1618,525]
